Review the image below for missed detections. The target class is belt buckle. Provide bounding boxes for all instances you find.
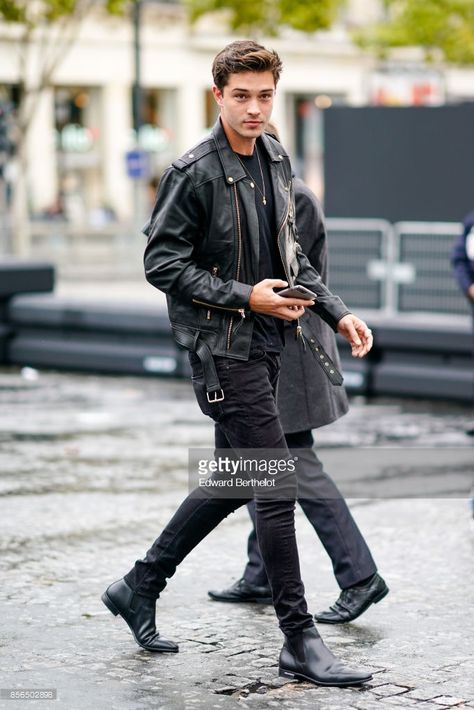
[207,389,224,403]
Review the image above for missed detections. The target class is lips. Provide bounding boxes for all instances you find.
[244,121,262,128]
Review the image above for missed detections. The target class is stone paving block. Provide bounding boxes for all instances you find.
[369,683,412,697]
[431,697,468,707]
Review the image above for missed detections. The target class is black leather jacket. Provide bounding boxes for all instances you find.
[143,119,350,360]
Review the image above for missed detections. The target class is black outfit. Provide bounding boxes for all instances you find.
[122,122,355,637]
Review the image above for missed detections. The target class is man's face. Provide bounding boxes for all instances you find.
[212,71,275,149]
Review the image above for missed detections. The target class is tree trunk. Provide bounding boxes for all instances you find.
[10,134,31,257]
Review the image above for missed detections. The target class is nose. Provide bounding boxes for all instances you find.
[247,98,260,116]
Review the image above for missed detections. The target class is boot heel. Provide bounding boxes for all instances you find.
[279,668,295,679]
[101,592,119,616]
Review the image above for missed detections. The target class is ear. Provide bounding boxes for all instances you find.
[212,85,224,107]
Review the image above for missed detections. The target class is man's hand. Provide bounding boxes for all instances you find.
[337,314,373,358]
[249,279,313,321]
[468,284,474,301]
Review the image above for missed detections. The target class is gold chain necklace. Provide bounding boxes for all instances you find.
[234,145,267,206]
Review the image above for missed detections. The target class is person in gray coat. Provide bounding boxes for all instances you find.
[209,175,388,624]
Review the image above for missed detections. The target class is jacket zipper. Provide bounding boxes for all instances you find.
[192,298,245,316]
[192,265,245,319]
[277,183,304,342]
[227,183,244,350]
[207,265,219,319]
[193,266,246,317]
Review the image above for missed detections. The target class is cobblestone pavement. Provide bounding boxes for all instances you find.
[0,367,473,710]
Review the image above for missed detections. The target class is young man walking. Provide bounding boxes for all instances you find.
[102,40,374,687]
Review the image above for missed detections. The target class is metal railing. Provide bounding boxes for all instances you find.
[326,218,468,316]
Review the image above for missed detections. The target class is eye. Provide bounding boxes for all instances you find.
[235,94,247,101]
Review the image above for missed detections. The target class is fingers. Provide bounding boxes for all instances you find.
[351,324,373,357]
[262,279,288,289]
[337,315,373,358]
[274,305,305,321]
[344,319,362,347]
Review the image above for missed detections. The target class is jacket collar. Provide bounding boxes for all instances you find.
[211,118,285,185]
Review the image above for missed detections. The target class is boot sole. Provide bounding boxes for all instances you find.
[315,586,389,624]
[101,592,179,653]
[279,667,372,687]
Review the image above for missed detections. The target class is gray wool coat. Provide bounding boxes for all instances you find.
[277,178,349,434]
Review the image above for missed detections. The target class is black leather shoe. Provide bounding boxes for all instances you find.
[279,626,372,687]
[208,577,272,604]
[314,573,389,624]
[102,578,179,652]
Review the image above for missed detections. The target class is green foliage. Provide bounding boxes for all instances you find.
[356,0,474,65]
[185,0,343,35]
[0,0,128,26]
[0,0,26,23]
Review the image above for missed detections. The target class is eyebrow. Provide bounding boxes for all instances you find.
[231,88,274,93]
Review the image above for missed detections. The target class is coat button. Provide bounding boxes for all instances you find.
[227,177,234,183]
[188,153,194,158]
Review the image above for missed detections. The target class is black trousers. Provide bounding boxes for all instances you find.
[236,429,377,590]
[124,350,314,636]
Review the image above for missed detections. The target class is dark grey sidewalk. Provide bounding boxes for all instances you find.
[0,367,473,710]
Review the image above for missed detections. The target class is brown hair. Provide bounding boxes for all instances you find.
[212,40,282,92]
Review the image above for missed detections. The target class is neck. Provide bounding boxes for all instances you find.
[220,117,256,155]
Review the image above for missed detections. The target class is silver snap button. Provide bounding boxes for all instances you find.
[250,182,254,188]
[188,153,194,158]
[227,177,234,183]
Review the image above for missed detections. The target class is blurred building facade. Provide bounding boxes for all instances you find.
[1,0,474,226]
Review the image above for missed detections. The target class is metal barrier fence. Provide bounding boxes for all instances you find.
[326,218,469,316]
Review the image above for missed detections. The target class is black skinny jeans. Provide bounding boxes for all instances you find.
[124,349,314,636]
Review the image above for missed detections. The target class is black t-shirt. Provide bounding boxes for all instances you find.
[236,144,285,352]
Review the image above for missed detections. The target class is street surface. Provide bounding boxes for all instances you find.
[0,367,473,710]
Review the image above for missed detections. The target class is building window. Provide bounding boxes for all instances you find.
[135,88,177,178]
[54,86,104,224]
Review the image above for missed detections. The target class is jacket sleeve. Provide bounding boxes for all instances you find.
[143,167,253,309]
[294,183,328,283]
[295,247,350,331]
[451,232,474,295]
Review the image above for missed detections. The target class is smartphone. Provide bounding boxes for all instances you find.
[277,285,317,300]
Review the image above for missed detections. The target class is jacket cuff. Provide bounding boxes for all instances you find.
[234,281,254,309]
